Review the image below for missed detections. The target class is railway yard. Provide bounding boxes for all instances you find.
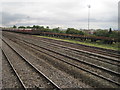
[1,31,120,89]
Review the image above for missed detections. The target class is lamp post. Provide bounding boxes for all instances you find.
[88,5,91,30]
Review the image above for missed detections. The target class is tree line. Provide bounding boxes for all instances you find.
[93,28,119,39]
[13,25,85,35]
[13,25,119,38]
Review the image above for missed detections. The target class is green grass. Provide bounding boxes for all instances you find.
[33,35,120,51]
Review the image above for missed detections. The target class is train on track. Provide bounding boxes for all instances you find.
[2,28,119,44]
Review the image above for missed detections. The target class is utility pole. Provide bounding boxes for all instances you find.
[88,5,91,30]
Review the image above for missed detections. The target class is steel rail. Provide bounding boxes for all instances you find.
[32,35,119,58]
[4,34,120,68]
[2,39,61,90]
[3,32,119,62]
[36,40,120,67]
[9,38,120,86]
[4,33,119,65]
[1,49,27,89]
[11,37,120,77]
[4,33,120,68]
[3,31,120,58]
[34,38,119,63]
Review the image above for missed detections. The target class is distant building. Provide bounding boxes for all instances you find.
[81,29,95,34]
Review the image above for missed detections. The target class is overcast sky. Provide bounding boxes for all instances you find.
[0,0,119,30]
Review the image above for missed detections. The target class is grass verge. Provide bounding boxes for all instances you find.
[33,35,120,51]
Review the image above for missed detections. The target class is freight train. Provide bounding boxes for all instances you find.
[2,28,119,44]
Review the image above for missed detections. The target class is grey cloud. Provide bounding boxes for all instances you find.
[2,12,28,26]
[1,0,118,29]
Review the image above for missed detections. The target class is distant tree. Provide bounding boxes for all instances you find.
[35,25,40,29]
[109,28,112,34]
[52,27,60,33]
[40,26,44,29]
[46,26,49,29]
[66,28,84,35]
[32,25,44,30]
[44,28,52,32]
[93,30,109,37]
[18,26,25,29]
[66,28,76,34]
[26,26,32,28]
[59,30,66,33]
[33,25,36,29]
[13,25,17,28]
[79,31,84,35]
[93,29,120,40]
[109,31,120,38]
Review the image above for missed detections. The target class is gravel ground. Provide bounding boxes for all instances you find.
[34,36,119,58]
[2,49,22,88]
[3,34,119,88]
[2,41,57,89]
[2,31,120,88]
[5,33,119,84]
[31,40,119,72]
[3,32,119,71]
[3,36,91,88]
[3,31,119,58]
[19,38,120,87]
[10,31,120,58]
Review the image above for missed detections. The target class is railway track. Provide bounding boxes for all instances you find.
[2,49,26,89]
[19,39,120,75]
[32,37,119,61]
[3,34,120,87]
[2,37,88,88]
[35,36,119,58]
[29,37,120,66]
[3,32,120,72]
[2,38,61,89]
[2,49,25,89]
[3,31,120,59]
[3,33,120,71]
[3,32,119,66]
